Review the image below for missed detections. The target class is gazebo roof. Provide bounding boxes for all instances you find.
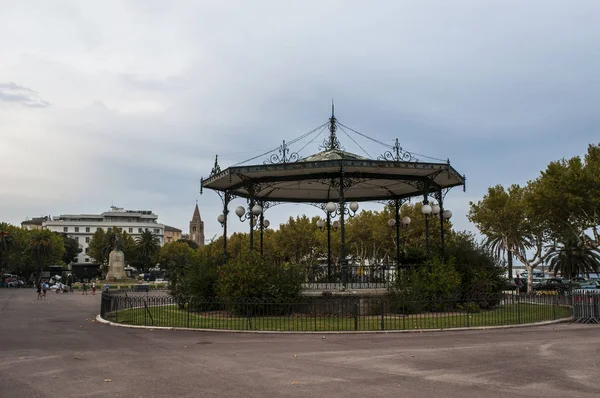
[201,109,466,203]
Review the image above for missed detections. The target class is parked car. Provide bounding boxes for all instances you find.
[578,281,600,290]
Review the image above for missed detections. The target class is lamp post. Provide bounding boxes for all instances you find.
[317,205,341,283]
[387,215,411,268]
[235,203,265,251]
[440,209,452,258]
[421,199,432,259]
[317,201,359,286]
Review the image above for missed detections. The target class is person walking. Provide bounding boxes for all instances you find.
[42,281,47,299]
[91,280,96,295]
[37,281,42,299]
[82,280,88,295]
[514,274,523,295]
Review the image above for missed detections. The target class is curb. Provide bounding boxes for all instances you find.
[95,314,573,334]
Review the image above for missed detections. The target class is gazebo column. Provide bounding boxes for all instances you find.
[259,201,265,255]
[249,198,255,251]
[394,199,401,268]
[339,173,347,287]
[423,193,431,259]
[223,191,230,259]
[438,189,446,259]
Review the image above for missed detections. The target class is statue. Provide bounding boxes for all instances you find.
[106,234,126,280]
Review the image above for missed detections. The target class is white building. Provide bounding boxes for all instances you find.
[42,206,165,264]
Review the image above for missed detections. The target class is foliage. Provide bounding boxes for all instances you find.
[445,232,506,300]
[392,257,461,313]
[158,242,219,307]
[0,223,16,274]
[135,230,161,273]
[28,229,65,282]
[87,228,107,266]
[59,233,82,265]
[216,252,304,307]
[176,239,199,249]
[546,235,600,279]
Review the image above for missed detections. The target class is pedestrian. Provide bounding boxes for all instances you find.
[82,281,88,295]
[42,280,47,299]
[514,274,523,295]
[105,283,110,292]
[92,280,96,295]
[37,281,42,300]
[67,280,73,293]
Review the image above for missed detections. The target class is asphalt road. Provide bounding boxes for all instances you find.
[1,289,599,398]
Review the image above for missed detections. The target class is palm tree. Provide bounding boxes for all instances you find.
[484,231,530,280]
[0,223,16,274]
[29,230,52,283]
[135,230,160,272]
[546,235,600,279]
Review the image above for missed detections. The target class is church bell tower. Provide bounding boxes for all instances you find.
[189,202,205,247]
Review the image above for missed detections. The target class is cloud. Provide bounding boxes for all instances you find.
[1,0,600,247]
[0,82,50,108]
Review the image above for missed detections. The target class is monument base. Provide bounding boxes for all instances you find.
[106,250,126,280]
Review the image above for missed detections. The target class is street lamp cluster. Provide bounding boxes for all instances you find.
[315,201,359,283]
[216,198,452,272]
[217,203,271,254]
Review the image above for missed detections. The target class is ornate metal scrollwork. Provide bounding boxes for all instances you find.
[378,138,419,162]
[210,155,221,176]
[317,176,362,193]
[264,140,300,164]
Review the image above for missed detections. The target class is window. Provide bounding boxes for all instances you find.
[154,228,159,233]
[86,227,90,233]
[192,226,197,232]
[107,227,112,232]
[128,228,133,233]
[85,237,90,243]
[138,228,142,233]
[63,227,68,232]
[85,258,90,263]
[85,248,89,254]
[75,237,79,243]
[75,227,79,232]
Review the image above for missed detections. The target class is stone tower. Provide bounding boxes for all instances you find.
[189,203,205,247]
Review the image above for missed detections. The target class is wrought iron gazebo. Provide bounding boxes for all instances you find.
[201,105,466,286]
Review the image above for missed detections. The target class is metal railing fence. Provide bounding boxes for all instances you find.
[101,290,572,332]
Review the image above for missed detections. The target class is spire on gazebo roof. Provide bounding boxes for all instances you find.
[321,100,342,151]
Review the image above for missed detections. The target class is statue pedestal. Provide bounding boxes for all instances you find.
[106,250,126,280]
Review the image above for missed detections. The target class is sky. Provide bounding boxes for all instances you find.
[1,0,600,244]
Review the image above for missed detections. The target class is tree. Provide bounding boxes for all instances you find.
[135,230,160,272]
[176,239,199,249]
[0,223,16,274]
[546,235,600,279]
[88,228,108,266]
[527,144,600,248]
[468,185,540,286]
[29,229,65,283]
[59,233,82,265]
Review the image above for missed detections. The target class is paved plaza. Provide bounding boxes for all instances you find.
[1,289,599,398]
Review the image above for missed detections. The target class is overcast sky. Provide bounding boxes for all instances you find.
[1,0,599,243]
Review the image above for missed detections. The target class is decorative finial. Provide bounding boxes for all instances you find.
[324,99,341,150]
[210,154,221,176]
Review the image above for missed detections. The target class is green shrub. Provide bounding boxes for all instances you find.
[216,252,304,315]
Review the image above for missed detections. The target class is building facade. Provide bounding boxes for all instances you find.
[189,203,205,247]
[164,225,182,243]
[41,207,165,264]
[21,216,49,230]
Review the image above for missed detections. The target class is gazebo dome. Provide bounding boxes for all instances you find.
[302,149,368,162]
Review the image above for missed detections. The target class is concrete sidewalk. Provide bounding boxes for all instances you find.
[1,289,599,398]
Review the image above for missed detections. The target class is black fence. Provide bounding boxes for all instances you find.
[101,290,573,332]
[301,263,421,290]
